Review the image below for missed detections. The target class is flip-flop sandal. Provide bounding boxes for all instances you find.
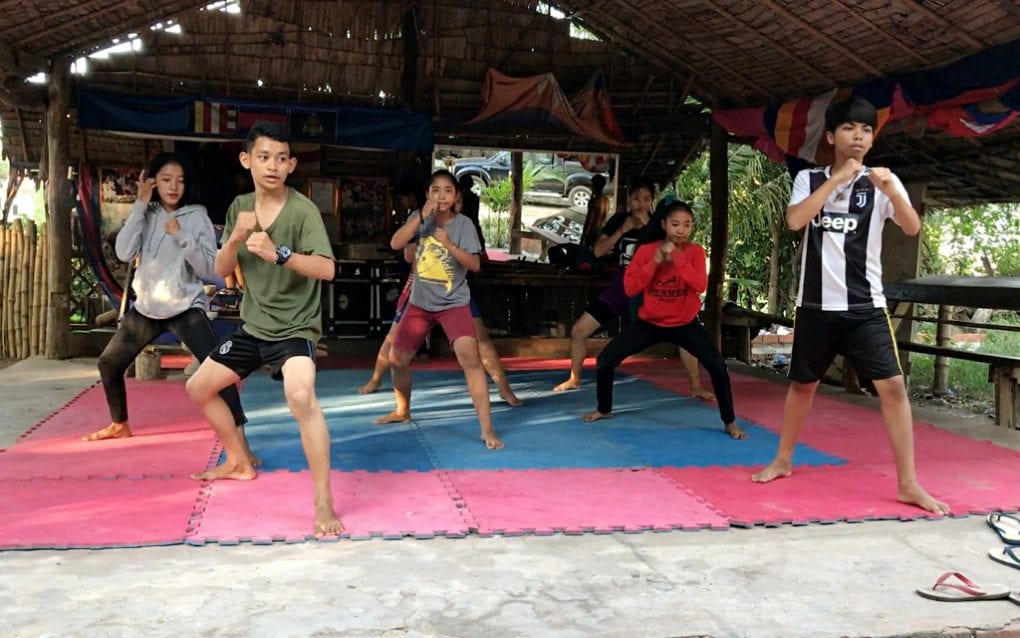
[989,546,1020,570]
[986,513,1020,545]
[916,571,1010,602]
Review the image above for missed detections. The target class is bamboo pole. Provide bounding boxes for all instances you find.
[6,222,21,357]
[0,224,8,357]
[38,227,48,354]
[12,219,24,358]
[21,220,35,356]
[31,221,43,355]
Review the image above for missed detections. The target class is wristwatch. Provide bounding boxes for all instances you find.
[275,245,293,265]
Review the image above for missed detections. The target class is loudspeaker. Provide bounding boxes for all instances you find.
[329,280,371,338]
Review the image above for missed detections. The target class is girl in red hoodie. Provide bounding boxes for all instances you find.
[582,201,747,440]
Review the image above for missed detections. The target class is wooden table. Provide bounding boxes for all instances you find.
[885,275,1020,427]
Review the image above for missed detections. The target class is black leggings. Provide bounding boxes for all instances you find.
[98,307,247,426]
[594,318,736,426]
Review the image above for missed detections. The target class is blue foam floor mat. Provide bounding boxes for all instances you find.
[236,368,844,472]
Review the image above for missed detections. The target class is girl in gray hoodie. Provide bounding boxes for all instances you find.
[85,153,250,455]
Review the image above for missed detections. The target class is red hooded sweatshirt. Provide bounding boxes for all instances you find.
[623,241,707,327]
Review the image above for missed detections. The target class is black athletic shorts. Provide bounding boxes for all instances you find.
[788,306,902,384]
[209,327,316,381]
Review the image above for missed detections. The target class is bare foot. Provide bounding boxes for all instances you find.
[898,482,950,515]
[691,388,716,402]
[725,422,748,440]
[314,502,343,538]
[499,388,523,407]
[358,379,381,395]
[481,431,504,450]
[373,411,411,425]
[190,461,257,481]
[582,410,611,422]
[553,378,580,392]
[751,460,792,483]
[82,422,132,441]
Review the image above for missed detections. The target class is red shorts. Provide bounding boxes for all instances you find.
[392,304,476,353]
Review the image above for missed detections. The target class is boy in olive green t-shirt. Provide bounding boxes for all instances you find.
[186,122,342,538]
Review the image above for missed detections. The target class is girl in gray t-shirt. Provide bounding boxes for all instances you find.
[374,170,503,450]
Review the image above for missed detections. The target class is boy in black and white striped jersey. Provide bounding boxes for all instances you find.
[751,97,949,516]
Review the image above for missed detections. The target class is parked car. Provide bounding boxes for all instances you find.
[452,151,606,208]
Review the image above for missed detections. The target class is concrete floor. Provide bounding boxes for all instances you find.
[2,356,1020,638]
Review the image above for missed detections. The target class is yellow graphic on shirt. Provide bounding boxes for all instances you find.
[416,236,454,293]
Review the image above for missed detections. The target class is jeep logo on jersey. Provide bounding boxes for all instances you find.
[811,213,859,233]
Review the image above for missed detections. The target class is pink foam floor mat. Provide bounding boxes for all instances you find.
[0,380,219,480]
[627,360,1019,464]
[446,468,730,535]
[0,476,202,549]
[661,465,960,527]
[867,459,1020,515]
[187,470,474,543]
[4,357,1020,549]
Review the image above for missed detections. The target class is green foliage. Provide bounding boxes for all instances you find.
[479,161,559,248]
[922,203,1020,276]
[668,145,797,315]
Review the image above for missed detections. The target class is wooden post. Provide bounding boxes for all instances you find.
[509,151,523,254]
[399,2,418,108]
[989,365,1020,428]
[933,304,951,395]
[884,181,926,379]
[704,119,729,349]
[45,57,73,359]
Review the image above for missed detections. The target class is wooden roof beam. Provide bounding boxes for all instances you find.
[829,0,930,66]
[695,0,833,87]
[896,0,984,49]
[607,5,776,99]
[0,38,46,77]
[564,1,772,100]
[755,0,883,76]
[21,1,211,53]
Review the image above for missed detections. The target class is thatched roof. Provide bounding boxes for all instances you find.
[1,0,1018,206]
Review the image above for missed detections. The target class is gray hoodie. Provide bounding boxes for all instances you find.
[115,200,217,320]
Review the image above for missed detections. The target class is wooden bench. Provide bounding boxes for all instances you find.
[896,341,1020,428]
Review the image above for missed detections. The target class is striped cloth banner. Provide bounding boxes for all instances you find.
[193,101,237,134]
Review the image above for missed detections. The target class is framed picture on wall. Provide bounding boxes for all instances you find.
[307,178,337,216]
[338,177,391,244]
[96,166,142,289]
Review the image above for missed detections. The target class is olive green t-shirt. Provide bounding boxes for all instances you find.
[224,189,334,342]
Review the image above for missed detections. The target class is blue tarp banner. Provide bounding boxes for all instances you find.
[78,87,434,153]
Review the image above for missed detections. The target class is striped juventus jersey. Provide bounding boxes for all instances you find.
[791,166,909,311]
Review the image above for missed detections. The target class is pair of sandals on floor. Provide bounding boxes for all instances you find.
[916,512,1020,602]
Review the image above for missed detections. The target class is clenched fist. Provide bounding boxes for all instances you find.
[868,167,896,197]
[246,231,277,263]
[228,211,258,245]
[164,217,181,236]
